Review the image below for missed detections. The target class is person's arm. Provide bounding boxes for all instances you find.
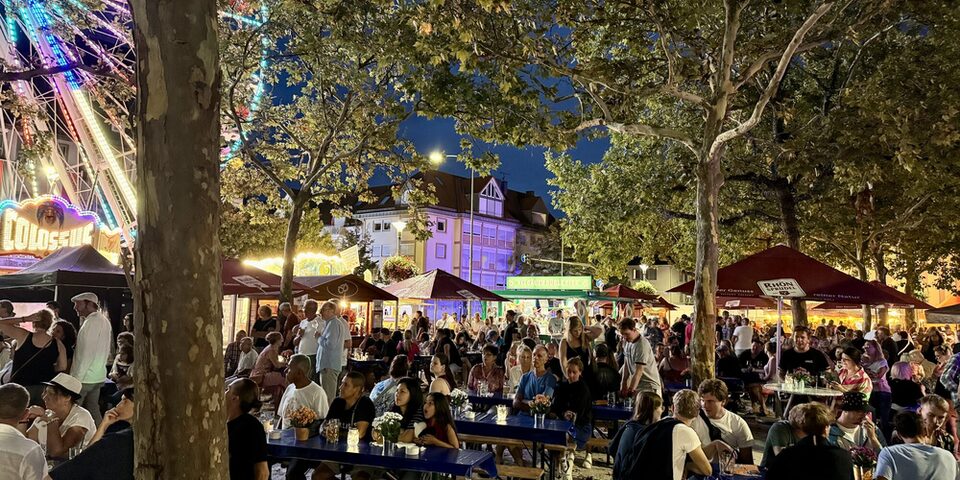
[512,388,528,412]
[0,320,28,345]
[45,422,87,458]
[399,428,416,443]
[686,446,714,476]
[254,462,269,480]
[88,407,123,446]
[355,420,371,439]
[559,339,569,377]
[54,338,67,372]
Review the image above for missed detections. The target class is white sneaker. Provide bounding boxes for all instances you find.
[583,453,593,469]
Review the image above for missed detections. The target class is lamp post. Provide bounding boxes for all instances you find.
[391,220,407,257]
[639,263,649,281]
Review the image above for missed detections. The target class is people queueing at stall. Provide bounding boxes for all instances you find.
[6,294,960,480]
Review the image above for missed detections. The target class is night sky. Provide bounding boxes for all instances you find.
[398,115,610,215]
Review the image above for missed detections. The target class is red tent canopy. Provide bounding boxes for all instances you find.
[717,296,779,310]
[296,275,397,302]
[656,297,678,310]
[812,281,933,310]
[382,269,508,302]
[603,284,658,301]
[221,258,314,296]
[667,245,905,305]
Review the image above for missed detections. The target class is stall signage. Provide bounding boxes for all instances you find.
[757,278,806,298]
[506,275,593,291]
[0,196,121,259]
[457,289,479,300]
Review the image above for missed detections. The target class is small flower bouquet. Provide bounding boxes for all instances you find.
[850,446,878,468]
[792,368,813,387]
[372,411,404,443]
[530,394,552,415]
[450,389,469,408]
[287,406,319,429]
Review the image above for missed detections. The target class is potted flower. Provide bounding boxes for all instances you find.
[850,446,878,480]
[450,389,469,416]
[286,406,319,441]
[372,412,404,455]
[530,394,552,426]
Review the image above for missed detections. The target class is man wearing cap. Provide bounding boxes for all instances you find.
[70,292,112,424]
[828,391,886,453]
[0,383,46,480]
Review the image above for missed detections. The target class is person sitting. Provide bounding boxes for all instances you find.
[309,372,376,480]
[436,329,463,378]
[890,394,955,453]
[415,392,460,449]
[25,373,94,458]
[759,400,809,468]
[277,354,329,430]
[610,392,663,472]
[715,344,742,379]
[233,337,258,378]
[108,344,135,392]
[513,345,558,413]
[397,330,420,363]
[382,330,402,362]
[0,383,46,480]
[48,387,135,480]
[875,411,959,480]
[428,353,456,395]
[224,379,268,480]
[658,345,691,387]
[370,356,408,417]
[738,339,770,416]
[551,358,594,469]
[779,327,831,377]
[389,377,425,443]
[224,330,247,377]
[889,361,924,412]
[766,402,855,480]
[828,346,873,401]
[507,344,533,392]
[613,389,729,480]
[689,379,754,464]
[249,332,287,409]
[467,345,505,394]
[828,391,886,453]
[358,329,384,358]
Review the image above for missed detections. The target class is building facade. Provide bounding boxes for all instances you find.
[342,171,554,290]
[625,259,693,306]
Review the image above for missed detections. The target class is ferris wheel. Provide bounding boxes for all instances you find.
[0,0,266,245]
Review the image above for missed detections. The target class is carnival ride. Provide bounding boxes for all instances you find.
[0,0,265,245]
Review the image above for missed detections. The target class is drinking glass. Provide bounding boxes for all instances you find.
[324,419,341,442]
[347,426,360,447]
[607,391,617,406]
[496,405,508,422]
[720,449,735,476]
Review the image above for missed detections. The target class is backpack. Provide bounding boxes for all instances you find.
[613,417,682,480]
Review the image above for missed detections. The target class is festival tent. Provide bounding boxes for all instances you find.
[927,304,960,324]
[296,274,397,302]
[812,281,933,310]
[221,258,315,296]
[656,297,678,310]
[603,284,658,301]
[383,269,508,302]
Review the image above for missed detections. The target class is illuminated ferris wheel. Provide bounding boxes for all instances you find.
[0,0,266,245]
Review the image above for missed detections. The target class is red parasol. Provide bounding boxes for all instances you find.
[603,284,658,301]
[717,296,780,310]
[812,281,932,310]
[382,269,508,302]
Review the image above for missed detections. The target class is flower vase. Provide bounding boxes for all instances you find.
[383,439,397,456]
[534,413,545,426]
[295,427,310,441]
[853,466,872,480]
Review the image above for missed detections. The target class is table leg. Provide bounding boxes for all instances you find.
[782,394,796,420]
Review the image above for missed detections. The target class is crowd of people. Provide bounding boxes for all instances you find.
[5,294,960,480]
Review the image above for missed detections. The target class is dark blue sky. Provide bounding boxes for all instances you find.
[399,116,610,215]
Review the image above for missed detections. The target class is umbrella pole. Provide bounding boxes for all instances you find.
[776,296,783,381]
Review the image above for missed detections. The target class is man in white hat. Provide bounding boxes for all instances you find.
[70,292,112,425]
[0,383,46,479]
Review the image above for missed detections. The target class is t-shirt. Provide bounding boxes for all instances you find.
[690,409,754,450]
[277,382,329,429]
[889,379,924,407]
[671,423,703,480]
[235,350,258,373]
[0,423,46,480]
[32,404,96,450]
[251,317,277,349]
[297,316,324,356]
[760,420,799,468]
[518,370,558,400]
[780,348,830,376]
[733,326,753,351]
[227,414,267,480]
[49,427,133,480]
[622,336,662,394]
[875,443,959,480]
[766,435,855,480]
[327,396,376,441]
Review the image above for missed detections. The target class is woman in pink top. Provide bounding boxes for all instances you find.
[862,339,892,436]
[249,332,286,408]
[830,346,873,399]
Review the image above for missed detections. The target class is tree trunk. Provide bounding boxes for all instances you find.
[856,263,873,332]
[873,251,889,328]
[690,149,723,387]
[778,183,808,329]
[280,197,307,303]
[129,0,226,478]
[904,261,920,330]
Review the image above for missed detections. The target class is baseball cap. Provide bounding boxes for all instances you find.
[70,292,100,306]
[44,373,82,397]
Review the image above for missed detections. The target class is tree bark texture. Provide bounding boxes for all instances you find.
[904,261,919,330]
[777,183,808,329]
[279,197,307,303]
[130,0,226,478]
[874,251,889,327]
[856,263,873,332]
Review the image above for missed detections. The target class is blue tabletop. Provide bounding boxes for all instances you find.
[267,429,497,478]
[467,391,514,406]
[455,412,573,446]
[467,392,633,422]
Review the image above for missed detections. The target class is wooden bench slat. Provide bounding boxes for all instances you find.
[472,464,545,480]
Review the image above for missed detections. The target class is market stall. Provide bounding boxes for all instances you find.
[382,269,507,330]
[296,274,397,333]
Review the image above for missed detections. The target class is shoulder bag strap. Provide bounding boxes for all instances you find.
[8,335,54,382]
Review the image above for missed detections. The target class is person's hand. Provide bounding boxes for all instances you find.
[563,411,575,421]
[829,381,842,391]
[102,408,120,427]
[419,435,439,446]
[26,406,44,419]
[371,429,382,443]
[710,440,735,456]
[862,417,878,441]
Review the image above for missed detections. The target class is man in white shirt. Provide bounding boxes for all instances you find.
[277,354,328,429]
[316,301,348,405]
[690,379,755,464]
[732,319,754,357]
[876,410,959,480]
[70,292,112,425]
[293,300,323,382]
[0,383,47,480]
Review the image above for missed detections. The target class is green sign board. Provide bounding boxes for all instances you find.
[505,275,594,291]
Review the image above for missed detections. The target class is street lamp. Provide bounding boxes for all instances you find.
[639,263,649,280]
[391,220,407,256]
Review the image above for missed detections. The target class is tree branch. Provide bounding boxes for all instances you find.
[0,63,127,84]
[574,118,697,154]
[713,3,835,154]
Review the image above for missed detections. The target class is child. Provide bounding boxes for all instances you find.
[552,357,594,472]
[416,392,460,449]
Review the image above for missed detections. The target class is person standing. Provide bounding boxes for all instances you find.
[0,309,66,405]
[316,301,348,406]
[618,318,662,399]
[70,293,111,425]
[277,302,299,352]
[732,318,754,357]
[293,300,323,381]
[0,383,46,480]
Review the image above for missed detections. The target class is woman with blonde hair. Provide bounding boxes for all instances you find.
[0,308,66,405]
[559,315,593,379]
